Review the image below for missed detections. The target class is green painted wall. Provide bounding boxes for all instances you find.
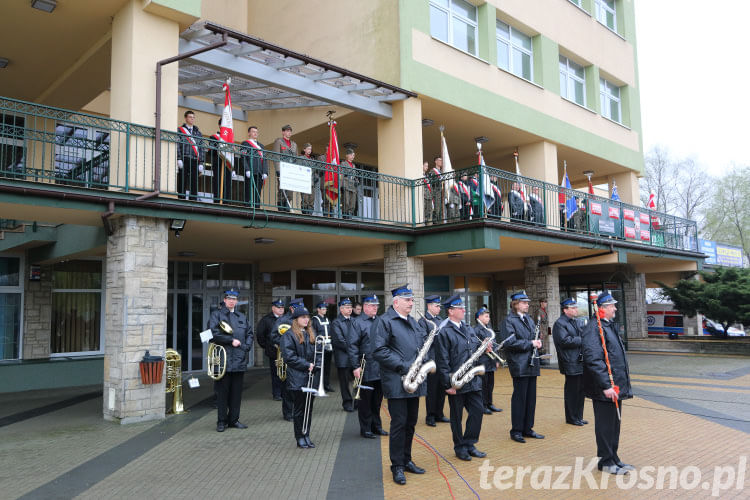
[0,357,103,393]
[149,0,201,18]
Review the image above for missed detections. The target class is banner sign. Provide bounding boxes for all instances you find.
[279,161,312,194]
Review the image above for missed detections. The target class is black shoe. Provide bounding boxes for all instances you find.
[580,419,589,425]
[436,416,450,423]
[489,405,503,412]
[284,415,293,422]
[425,416,436,427]
[361,431,377,439]
[273,396,282,401]
[483,407,493,415]
[343,406,354,412]
[567,420,584,426]
[392,467,407,485]
[325,386,336,393]
[230,421,248,429]
[217,422,226,432]
[510,433,526,443]
[305,436,315,448]
[456,450,472,461]
[297,437,309,449]
[469,447,486,458]
[523,430,545,439]
[616,461,635,471]
[600,464,628,475]
[405,461,425,474]
[374,428,389,436]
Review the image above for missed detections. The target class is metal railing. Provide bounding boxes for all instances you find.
[0,96,698,252]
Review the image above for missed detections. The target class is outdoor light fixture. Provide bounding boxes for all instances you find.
[583,170,594,178]
[422,118,434,127]
[474,136,489,144]
[170,219,186,238]
[342,142,358,150]
[447,253,463,259]
[0,58,8,69]
[31,0,57,12]
[254,237,275,245]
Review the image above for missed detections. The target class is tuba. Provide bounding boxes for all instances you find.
[402,312,437,393]
[165,348,187,414]
[450,326,493,389]
[276,323,290,382]
[207,321,230,381]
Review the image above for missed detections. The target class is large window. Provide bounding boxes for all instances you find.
[496,20,533,81]
[50,260,103,355]
[429,0,478,56]
[0,113,24,179]
[54,123,110,187]
[0,255,22,360]
[600,78,622,123]
[595,0,617,31]
[559,55,586,106]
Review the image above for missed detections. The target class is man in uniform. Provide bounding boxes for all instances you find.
[242,125,266,208]
[207,119,233,204]
[373,284,428,485]
[435,295,487,462]
[552,297,587,426]
[475,306,502,414]
[529,186,544,224]
[256,298,285,401]
[177,110,204,201]
[422,161,434,225]
[501,290,544,443]
[340,148,359,219]
[209,288,253,432]
[271,297,305,420]
[311,301,335,393]
[299,143,316,214]
[272,124,297,212]
[431,156,444,223]
[582,292,633,475]
[420,295,448,427]
[508,181,527,222]
[351,295,388,438]
[331,297,357,412]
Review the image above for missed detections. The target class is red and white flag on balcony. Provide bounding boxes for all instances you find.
[513,150,527,202]
[441,127,455,204]
[477,143,495,210]
[646,190,661,229]
[215,81,234,168]
[324,120,340,205]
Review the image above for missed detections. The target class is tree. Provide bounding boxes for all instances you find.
[701,166,750,265]
[657,267,750,336]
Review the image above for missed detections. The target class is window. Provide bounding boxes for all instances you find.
[496,20,533,81]
[50,260,103,355]
[595,0,617,31]
[54,123,110,187]
[429,0,478,56]
[600,78,622,123]
[559,55,586,106]
[569,0,582,6]
[0,255,22,360]
[0,113,24,178]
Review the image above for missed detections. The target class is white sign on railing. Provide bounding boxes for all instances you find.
[279,161,311,194]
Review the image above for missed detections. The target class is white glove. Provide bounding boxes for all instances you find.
[245,170,252,178]
[444,198,449,205]
[231,171,237,180]
[262,174,268,180]
[198,164,204,174]
[177,159,183,169]
[450,203,456,209]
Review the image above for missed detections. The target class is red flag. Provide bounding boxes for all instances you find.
[324,120,340,204]
[588,178,594,195]
[647,190,661,229]
[220,82,234,144]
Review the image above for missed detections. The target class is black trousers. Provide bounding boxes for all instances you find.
[281,378,294,419]
[246,173,264,208]
[564,374,585,423]
[425,371,446,419]
[323,350,333,388]
[216,371,244,425]
[447,390,484,453]
[178,157,199,200]
[510,376,537,435]
[357,379,384,434]
[292,389,315,439]
[338,367,354,410]
[212,164,233,203]
[387,397,419,470]
[481,371,495,408]
[266,356,282,399]
[593,399,622,467]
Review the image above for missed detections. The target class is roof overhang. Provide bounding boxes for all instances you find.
[177,22,417,120]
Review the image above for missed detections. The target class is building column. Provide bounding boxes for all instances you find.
[383,243,424,316]
[22,262,53,359]
[621,266,647,340]
[253,265,272,367]
[517,141,558,185]
[103,215,168,423]
[524,256,560,364]
[608,170,640,206]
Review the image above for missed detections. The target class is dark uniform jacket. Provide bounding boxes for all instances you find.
[435,320,482,394]
[270,312,293,349]
[474,323,498,373]
[418,312,442,359]
[209,303,253,372]
[508,189,526,220]
[256,311,280,359]
[351,314,381,382]
[242,139,266,177]
[582,316,632,402]
[500,312,540,378]
[373,307,429,399]
[552,314,584,376]
[280,330,321,392]
[529,194,544,224]
[331,314,357,368]
[177,123,204,162]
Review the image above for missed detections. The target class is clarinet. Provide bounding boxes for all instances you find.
[530,314,541,366]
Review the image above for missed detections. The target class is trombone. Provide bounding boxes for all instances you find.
[353,354,373,400]
[302,335,327,435]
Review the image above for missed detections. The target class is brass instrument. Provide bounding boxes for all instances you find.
[450,326,492,389]
[402,312,438,393]
[165,349,186,414]
[207,321,231,381]
[302,335,327,435]
[353,354,373,400]
[276,323,290,382]
[478,322,506,366]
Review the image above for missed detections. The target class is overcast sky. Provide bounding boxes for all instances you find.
[635,0,750,176]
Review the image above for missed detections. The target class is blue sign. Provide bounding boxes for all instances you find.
[699,239,717,265]
[699,239,744,267]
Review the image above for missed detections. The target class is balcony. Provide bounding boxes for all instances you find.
[0,96,698,254]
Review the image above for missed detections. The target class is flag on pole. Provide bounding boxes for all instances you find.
[220,81,234,144]
[513,150,527,202]
[588,177,595,195]
[477,144,495,210]
[441,127,455,203]
[611,180,620,201]
[646,190,661,229]
[324,120,340,205]
[561,168,578,221]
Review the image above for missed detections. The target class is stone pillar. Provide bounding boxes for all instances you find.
[103,215,168,423]
[524,256,560,364]
[518,141,558,185]
[22,262,53,359]
[253,265,273,367]
[608,170,640,206]
[383,243,424,317]
[622,267,647,339]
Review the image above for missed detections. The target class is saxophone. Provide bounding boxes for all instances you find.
[450,326,494,389]
[402,312,438,393]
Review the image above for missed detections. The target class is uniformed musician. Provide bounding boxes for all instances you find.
[474,306,502,414]
[420,295,448,427]
[552,297,587,426]
[311,301,335,393]
[256,298,285,400]
[271,297,305,421]
[331,297,357,412]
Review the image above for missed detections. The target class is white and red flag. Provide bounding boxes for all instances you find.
[646,190,661,229]
[324,120,340,205]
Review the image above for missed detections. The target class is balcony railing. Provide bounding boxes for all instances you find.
[0,96,698,252]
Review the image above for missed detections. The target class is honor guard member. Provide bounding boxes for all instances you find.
[373,284,428,485]
[458,172,472,220]
[508,181,527,222]
[351,295,388,438]
[435,295,487,461]
[281,307,321,449]
[331,297,357,411]
[177,110,204,200]
[256,299,285,400]
[501,291,545,443]
[210,288,253,432]
[272,298,305,421]
[242,125,266,207]
[582,292,633,475]
[475,307,503,414]
[422,162,434,224]
[529,186,544,224]
[340,148,359,219]
[299,143,316,214]
[312,301,335,393]
[272,124,298,212]
[552,298,587,426]
[420,295,448,427]
[430,156,444,223]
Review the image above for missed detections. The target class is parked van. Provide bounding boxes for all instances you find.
[647,304,746,337]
